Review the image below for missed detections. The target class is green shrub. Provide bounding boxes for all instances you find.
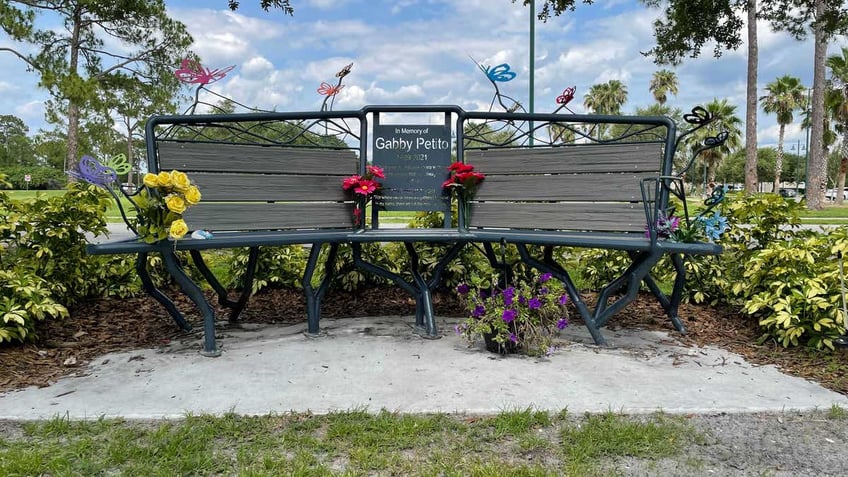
[329,243,395,292]
[742,234,846,349]
[0,166,68,189]
[0,184,138,343]
[681,193,807,306]
[227,245,307,294]
[0,269,69,343]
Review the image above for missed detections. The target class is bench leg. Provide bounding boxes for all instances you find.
[190,248,259,322]
[518,244,608,346]
[303,242,338,336]
[189,249,238,310]
[136,252,192,332]
[161,250,221,357]
[636,252,687,334]
[593,250,663,329]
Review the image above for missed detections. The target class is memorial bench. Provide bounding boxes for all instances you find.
[86,111,367,356]
[459,110,725,345]
[85,106,724,355]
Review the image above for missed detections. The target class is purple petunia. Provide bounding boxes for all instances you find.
[504,294,514,306]
[539,272,552,283]
[456,283,470,295]
[502,309,517,323]
[509,333,518,343]
[503,287,515,298]
[558,294,569,306]
[539,287,549,295]
[472,305,486,318]
[528,297,542,310]
[557,318,569,330]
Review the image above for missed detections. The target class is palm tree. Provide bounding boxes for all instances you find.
[583,80,628,138]
[760,75,806,193]
[827,47,848,204]
[583,80,628,115]
[649,69,679,106]
[690,98,743,191]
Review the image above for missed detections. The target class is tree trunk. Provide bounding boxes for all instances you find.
[838,139,848,205]
[126,128,134,187]
[65,5,83,177]
[774,123,785,193]
[744,0,759,194]
[806,0,827,210]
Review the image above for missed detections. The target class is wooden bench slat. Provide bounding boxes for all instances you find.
[157,142,358,174]
[469,202,647,232]
[183,202,353,231]
[190,172,349,201]
[465,143,663,174]
[474,172,652,202]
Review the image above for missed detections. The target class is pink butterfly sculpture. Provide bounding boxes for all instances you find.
[175,59,236,85]
[317,82,344,97]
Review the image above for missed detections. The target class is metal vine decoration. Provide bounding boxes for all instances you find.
[470,56,524,113]
[318,62,353,111]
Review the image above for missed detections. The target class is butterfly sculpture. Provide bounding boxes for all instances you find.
[317,82,344,97]
[319,62,354,111]
[174,59,236,86]
[484,63,517,83]
[553,86,577,114]
[101,153,131,175]
[470,57,524,114]
[67,155,118,188]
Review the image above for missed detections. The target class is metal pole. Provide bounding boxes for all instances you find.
[804,87,811,196]
[529,0,535,146]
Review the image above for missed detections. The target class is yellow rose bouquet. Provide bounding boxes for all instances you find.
[134,170,201,243]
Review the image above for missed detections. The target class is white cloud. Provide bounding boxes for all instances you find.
[308,0,351,9]
[240,56,275,79]
[15,101,45,122]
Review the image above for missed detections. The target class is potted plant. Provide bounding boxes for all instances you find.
[455,272,570,357]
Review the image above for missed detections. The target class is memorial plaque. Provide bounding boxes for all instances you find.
[372,124,452,211]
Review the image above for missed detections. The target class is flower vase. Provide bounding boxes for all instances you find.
[461,197,472,228]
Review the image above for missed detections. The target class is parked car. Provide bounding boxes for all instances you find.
[120,182,138,194]
[825,188,848,201]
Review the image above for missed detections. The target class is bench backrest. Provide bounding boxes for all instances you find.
[154,142,357,232]
[464,143,664,234]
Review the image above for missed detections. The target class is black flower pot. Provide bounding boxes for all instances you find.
[482,331,521,355]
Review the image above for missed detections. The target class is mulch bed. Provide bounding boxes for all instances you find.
[2,287,847,396]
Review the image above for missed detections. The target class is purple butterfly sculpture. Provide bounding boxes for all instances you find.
[67,155,118,188]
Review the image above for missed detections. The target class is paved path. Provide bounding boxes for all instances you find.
[1,317,845,420]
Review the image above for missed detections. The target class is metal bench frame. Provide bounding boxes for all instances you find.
[86,105,724,355]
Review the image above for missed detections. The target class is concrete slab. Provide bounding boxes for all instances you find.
[1,316,846,420]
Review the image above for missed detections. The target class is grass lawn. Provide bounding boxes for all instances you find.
[0,409,697,476]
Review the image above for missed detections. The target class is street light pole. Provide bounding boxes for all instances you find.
[529,0,535,146]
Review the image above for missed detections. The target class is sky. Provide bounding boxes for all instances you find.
[1,0,847,149]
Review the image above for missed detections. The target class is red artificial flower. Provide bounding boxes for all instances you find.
[442,178,457,188]
[342,175,361,190]
[448,162,475,174]
[353,179,378,195]
[366,165,385,179]
[456,171,485,186]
